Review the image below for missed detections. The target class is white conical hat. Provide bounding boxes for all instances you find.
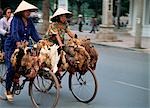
[14,0,38,14]
[78,14,83,17]
[51,8,72,22]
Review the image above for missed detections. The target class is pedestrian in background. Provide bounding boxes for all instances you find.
[89,17,98,33]
[0,7,13,52]
[77,14,84,32]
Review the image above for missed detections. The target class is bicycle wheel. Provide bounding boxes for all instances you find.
[29,67,60,108]
[0,63,7,100]
[32,68,55,92]
[69,67,98,103]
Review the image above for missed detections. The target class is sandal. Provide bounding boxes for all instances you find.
[4,92,14,102]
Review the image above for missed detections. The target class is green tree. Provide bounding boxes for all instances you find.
[113,0,129,16]
[76,0,85,15]
[1,0,41,10]
[87,0,102,17]
[0,0,1,8]
[120,0,129,16]
[1,0,21,10]
[68,0,87,15]
[68,0,102,17]
[68,0,75,12]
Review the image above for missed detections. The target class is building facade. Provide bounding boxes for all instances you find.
[129,0,150,37]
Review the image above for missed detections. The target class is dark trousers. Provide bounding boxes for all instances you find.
[90,26,96,33]
[79,24,83,32]
[5,50,15,91]
[0,35,7,52]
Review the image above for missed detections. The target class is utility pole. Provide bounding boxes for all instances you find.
[134,0,143,48]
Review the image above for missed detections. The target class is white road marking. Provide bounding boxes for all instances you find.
[114,80,150,91]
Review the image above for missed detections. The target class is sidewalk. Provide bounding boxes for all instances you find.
[72,30,150,54]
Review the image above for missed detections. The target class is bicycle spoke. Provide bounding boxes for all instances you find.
[29,69,60,108]
[69,68,98,103]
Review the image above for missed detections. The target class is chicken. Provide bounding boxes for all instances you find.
[66,38,91,71]
[49,44,60,73]
[0,51,4,62]
[81,38,98,70]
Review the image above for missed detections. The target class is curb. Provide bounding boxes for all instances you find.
[91,41,150,54]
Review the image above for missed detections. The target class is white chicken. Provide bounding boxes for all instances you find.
[49,44,60,73]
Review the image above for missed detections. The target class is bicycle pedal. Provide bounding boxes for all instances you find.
[14,90,21,95]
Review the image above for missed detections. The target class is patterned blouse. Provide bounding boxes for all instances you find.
[46,22,71,44]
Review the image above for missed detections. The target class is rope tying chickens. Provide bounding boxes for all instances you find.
[10,38,98,78]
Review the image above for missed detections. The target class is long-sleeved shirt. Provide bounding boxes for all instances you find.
[46,22,71,44]
[4,15,42,52]
[0,16,13,35]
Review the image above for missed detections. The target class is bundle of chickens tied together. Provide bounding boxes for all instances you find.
[65,38,98,74]
[10,38,98,78]
[0,51,4,63]
[11,40,60,78]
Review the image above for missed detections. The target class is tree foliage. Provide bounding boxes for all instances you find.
[0,0,129,20]
[68,0,129,15]
[68,0,88,15]
[120,0,129,16]
[87,0,102,17]
[1,0,41,10]
[113,0,129,16]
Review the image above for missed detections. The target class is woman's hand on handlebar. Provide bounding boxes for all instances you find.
[16,42,21,48]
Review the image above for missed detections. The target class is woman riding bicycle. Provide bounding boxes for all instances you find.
[4,1,41,101]
[45,8,75,86]
[46,8,75,47]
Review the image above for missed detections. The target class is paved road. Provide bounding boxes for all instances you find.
[94,45,149,108]
[0,45,149,108]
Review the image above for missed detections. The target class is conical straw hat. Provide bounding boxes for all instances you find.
[14,0,38,14]
[78,14,83,17]
[51,8,72,22]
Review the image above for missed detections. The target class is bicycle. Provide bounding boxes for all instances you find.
[33,41,98,103]
[0,60,60,108]
[54,65,98,103]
